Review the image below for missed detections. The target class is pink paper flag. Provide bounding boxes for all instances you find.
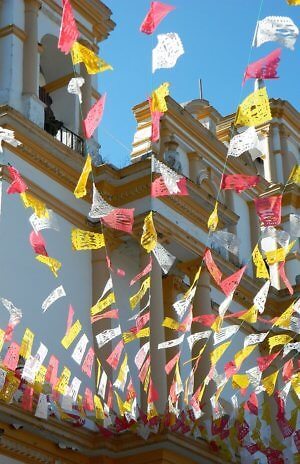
[91,308,119,324]
[221,174,260,194]
[106,340,124,370]
[7,166,27,194]
[106,255,126,277]
[65,305,75,336]
[282,359,293,382]
[101,207,135,234]
[151,176,188,197]
[82,347,94,377]
[83,387,94,411]
[21,386,34,412]
[58,0,79,54]
[45,355,59,386]
[3,342,20,371]
[220,266,247,297]
[257,351,280,372]
[151,110,163,142]
[148,378,159,403]
[83,93,106,139]
[278,262,294,295]
[29,231,48,256]
[140,2,175,34]
[165,351,180,374]
[243,48,281,84]
[254,195,282,226]
[204,248,223,286]
[130,257,152,286]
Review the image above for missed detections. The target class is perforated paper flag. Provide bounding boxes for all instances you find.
[141,212,157,253]
[74,154,92,199]
[227,127,260,158]
[20,192,47,218]
[221,174,260,194]
[150,82,170,112]
[83,94,106,139]
[152,33,184,73]
[61,320,82,349]
[36,255,62,277]
[29,231,48,256]
[254,195,282,226]
[213,325,239,345]
[7,166,27,194]
[29,210,59,233]
[42,285,66,312]
[130,277,151,309]
[153,243,175,274]
[235,87,272,127]
[67,77,85,103]
[252,244,269,279]
[102,208,135,234]
[140,2,175,34]
[290,213,300,237]
[253,16,299,49]
[0,127,21,152]
[211,231,240,255]
[207,203,219,232]
[158,334,184,349]
[253,280,270,313]
[88,184,115,219]
[243,48,281,84]
[71,42,112,74]
[72,229,105,250]
[82,347,94,377]
[96,326,122,349]
[58,0,79,54]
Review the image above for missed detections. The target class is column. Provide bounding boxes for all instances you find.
[150,256,167,413]
[187,152,203,184]
[22,0,45,127]
[279,125,292,182]
[266,124,281,184]
[0,0,25,111]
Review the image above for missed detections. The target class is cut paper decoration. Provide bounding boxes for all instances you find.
[67,77,85,103]
[207,202,219,231]
[0,298,23,335]
[151,157,187,195]
[204,248,222,285]
[101,208,135,234]
[22,343,48,383]
[290,213,300,237]
[130,257,152,286]
[20,192,47,218]
[61,320,82,349]
[135,342,150,370]
[265,240,295,265]
[187,331,211,350]
[35,393,48,420]
[36,255,62,277]
[3,342,20,371]
[213,325,239,345]
[141,212,157,253]
[90,292,115,316]
[58,0,79,54]
[149,103,163,143]
[153,242,176,274]
[130,277,151,309]
[268,334,293,352]
[71,229,105,250]
[29,210,59,234]
[218,293,234,318]
[244,332,268,348]
[235,87,272,127]
[74,154,92,199]
[41,285,66,313]
[29,231,48,256]
[158,334,184,349]
[252,244,269,279]
[82,347,94,377]
[210,341,231,366]
[140,1,175,34]
[71,41,112,74]
[278,262,294,295]
[288,164,300,184]
[261,226,290,248]
[221,174,260,194]
[107,340,124,370]
[262,370,279,396]
[220,266,247,297]
[253,16,299,50]
[150,82,170,113]
[7,166,27,194]
[211,231,240,255]
[243,48,281,84]
[254,195,282,226]
[88,183,115,219]
[55,367,71,395]
[0,127,21,152]
[83,93,106,139]
[96,326,122,349]
[287,0,300,4]
[20,328,34,360]
[227,127,260,157]
[253,280,270,313]
[151,174,188,197]
[152,33,184,73]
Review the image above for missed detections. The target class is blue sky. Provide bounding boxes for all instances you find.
[99,0,300,168]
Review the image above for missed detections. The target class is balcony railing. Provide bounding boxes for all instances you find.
[55,125,85,157]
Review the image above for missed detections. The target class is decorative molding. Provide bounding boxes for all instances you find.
[0,25,27,42]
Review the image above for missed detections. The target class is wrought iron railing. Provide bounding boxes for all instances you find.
[55,125,85,157]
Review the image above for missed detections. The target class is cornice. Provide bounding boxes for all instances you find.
[0,24,27,42]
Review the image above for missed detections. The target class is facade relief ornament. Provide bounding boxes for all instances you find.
[163,137,182,174]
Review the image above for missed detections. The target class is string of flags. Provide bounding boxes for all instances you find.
[0,0,298,462]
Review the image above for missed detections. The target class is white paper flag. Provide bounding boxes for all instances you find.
[253,280,270,314]
[187,331,211,350]
[35,393,48,419]
[67,376,82,401]
[245,366,262,388]
[152,33,184,73]
[29,210,59,233]
[128,296,151,321]
[278,381,291,403]
[71,334,89,365]
[244,332,268,348]
[98,370,108,399]
[61,394,73,411]
[290,316,300,334]
[213,325,239,345]
[290,213,300,237]
[0,369,7,390]
[253,16,299,50]
[152,157,183,194]
[98,277,113,301]
[283,342,300,358]
[96,325,121,349]
[261,226,290,248]
[211,231,240,255]
[0,297,22,325]
[67,77,85,103]
[173,287,196,319]
[135,341,150,370]
[88,183,115,219]
[158,334,184,349]
[22,343,48,383]
[153,243,176,274]
[42,285,66,313]
[228,127,260,157]
[219,292,234,318]
[0,127,21,152]
[114,362,129,392]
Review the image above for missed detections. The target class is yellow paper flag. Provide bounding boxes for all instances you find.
[94,395,105,420]
[273,302,294,329]
[252,244,269,279]
[71,42,113,74]
[74,154,92,199]
[211,316,223,333]
[235,87,272,127]
[123,327,150,344]
[55,367,71,395]
[287,1,300,5]
[20,328,34,360]
[238,305,258,323]
[34,365,47,394]
[210,341,231,366]
[162,317,180,331]
[36,255,62,277]
[150,82,170,112]
[72,229,105,250]
[61,320,82,349]
[0,329,5,355]
[20,192,48,218]
[141,212,157,253]
[234,345,257,369]
[288,165,300,184]
[90,292,115,316]
[130,276,151,309]
[265,241,295,265]
[262,370,279,396]
[291,372,300,397]
[268,334,293,352]
[232,374,250,390]
[207,202,219,231]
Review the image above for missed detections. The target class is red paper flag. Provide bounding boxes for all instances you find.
[151,175,188,197]
[126,378,137,400]
[83,93,106,139]
[254,195,282,226]
[106,340,124,370]
[224,360,238,378]
[3,342,20,371]
[7,166,27,194]
[45,355,59,386]
[83,387,94,411]
[58,0,79,54]
[140,1,175,34]
[282,358,293,382]
[220,265,247,297]
[165,351,180,374]
[246,392,258,415]
[193,314,217,327]
[29,231,48,256]
[203,248,223,285]
[257,351,280,372]
[151,110,163,142]
[243,48,281,84]
[148,378,159,403]
[101,208,135,234]
[21,386,34,412]
[278,262,294,295]
[221,174,260,194]
[82,347,94,377]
